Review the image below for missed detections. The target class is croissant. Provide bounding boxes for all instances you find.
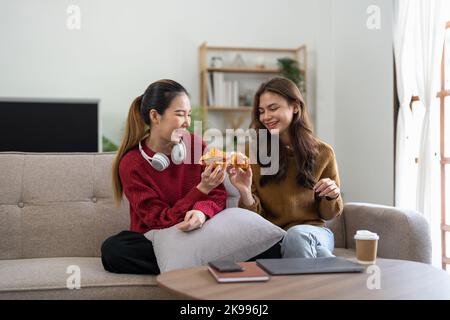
[199,148,249,171]
[228,151,250,171]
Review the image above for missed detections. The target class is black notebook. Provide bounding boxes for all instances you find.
[256,257,365,275]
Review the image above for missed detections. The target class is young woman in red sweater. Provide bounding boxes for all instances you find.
[101,79,227,274]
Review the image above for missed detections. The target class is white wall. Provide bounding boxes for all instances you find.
[0,0,394,205]
[330,0,394,205]
[315,0,336,146]
[0,0,319,143]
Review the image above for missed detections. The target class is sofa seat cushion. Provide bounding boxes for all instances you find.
[0,257,175,299]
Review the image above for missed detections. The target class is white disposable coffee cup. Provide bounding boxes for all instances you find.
[354,230,379,264]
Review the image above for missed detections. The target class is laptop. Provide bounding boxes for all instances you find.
[256,257,365,275]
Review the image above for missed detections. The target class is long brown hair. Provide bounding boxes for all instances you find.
[252,76,319,189]
[112,79,188,206]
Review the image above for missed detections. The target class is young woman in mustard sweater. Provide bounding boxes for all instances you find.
[228,77,343,258]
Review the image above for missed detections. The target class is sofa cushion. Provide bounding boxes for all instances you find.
[0,154,24,204]
[145,208,286,272]
[0,152,130,260]
[0,257,175,300]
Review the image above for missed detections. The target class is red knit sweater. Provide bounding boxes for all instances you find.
[119,134,227,234]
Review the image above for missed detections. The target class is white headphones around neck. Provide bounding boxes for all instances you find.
[138,139,187,171]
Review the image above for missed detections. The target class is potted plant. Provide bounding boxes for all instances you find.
[277,57,305,94]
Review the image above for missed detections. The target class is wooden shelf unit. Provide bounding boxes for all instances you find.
[199,42,307,130]
[207,67,280,74]
[207,106,253,112]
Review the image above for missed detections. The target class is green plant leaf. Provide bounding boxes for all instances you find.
[188,105,205,134]
[102,136,118,152]
[277,57,305,93]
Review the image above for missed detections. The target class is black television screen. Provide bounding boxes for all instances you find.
[0,99,99,152]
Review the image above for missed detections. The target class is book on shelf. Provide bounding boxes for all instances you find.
[212,72,224,106]
[224,80,231,106]
[231,81,239,107]
[207,73,214,106]
[208,262,270,283]
[210,72,239,107]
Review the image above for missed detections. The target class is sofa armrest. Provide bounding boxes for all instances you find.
[343,202,431,264]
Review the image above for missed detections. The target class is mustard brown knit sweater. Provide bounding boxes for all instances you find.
[238,140,343,230]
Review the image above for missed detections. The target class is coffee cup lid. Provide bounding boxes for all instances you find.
[354,230,379,240]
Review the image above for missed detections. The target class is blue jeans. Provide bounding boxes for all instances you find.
[281,224,335,258]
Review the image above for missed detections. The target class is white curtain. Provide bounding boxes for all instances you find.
[414,0,449,267]
[393,0,449,267]
[411,99,426,200]
[393,0,418,209]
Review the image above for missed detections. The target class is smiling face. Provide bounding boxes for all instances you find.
[257,91,299,135]
[150,93,191,143]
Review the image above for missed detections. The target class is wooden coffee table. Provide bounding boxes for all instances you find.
[156,258,450,299]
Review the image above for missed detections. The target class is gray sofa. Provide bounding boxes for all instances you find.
[0,152,431,299]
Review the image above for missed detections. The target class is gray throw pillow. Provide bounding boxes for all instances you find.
[144,208,286,273]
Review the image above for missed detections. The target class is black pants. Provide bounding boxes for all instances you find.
[101,230,281,275]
